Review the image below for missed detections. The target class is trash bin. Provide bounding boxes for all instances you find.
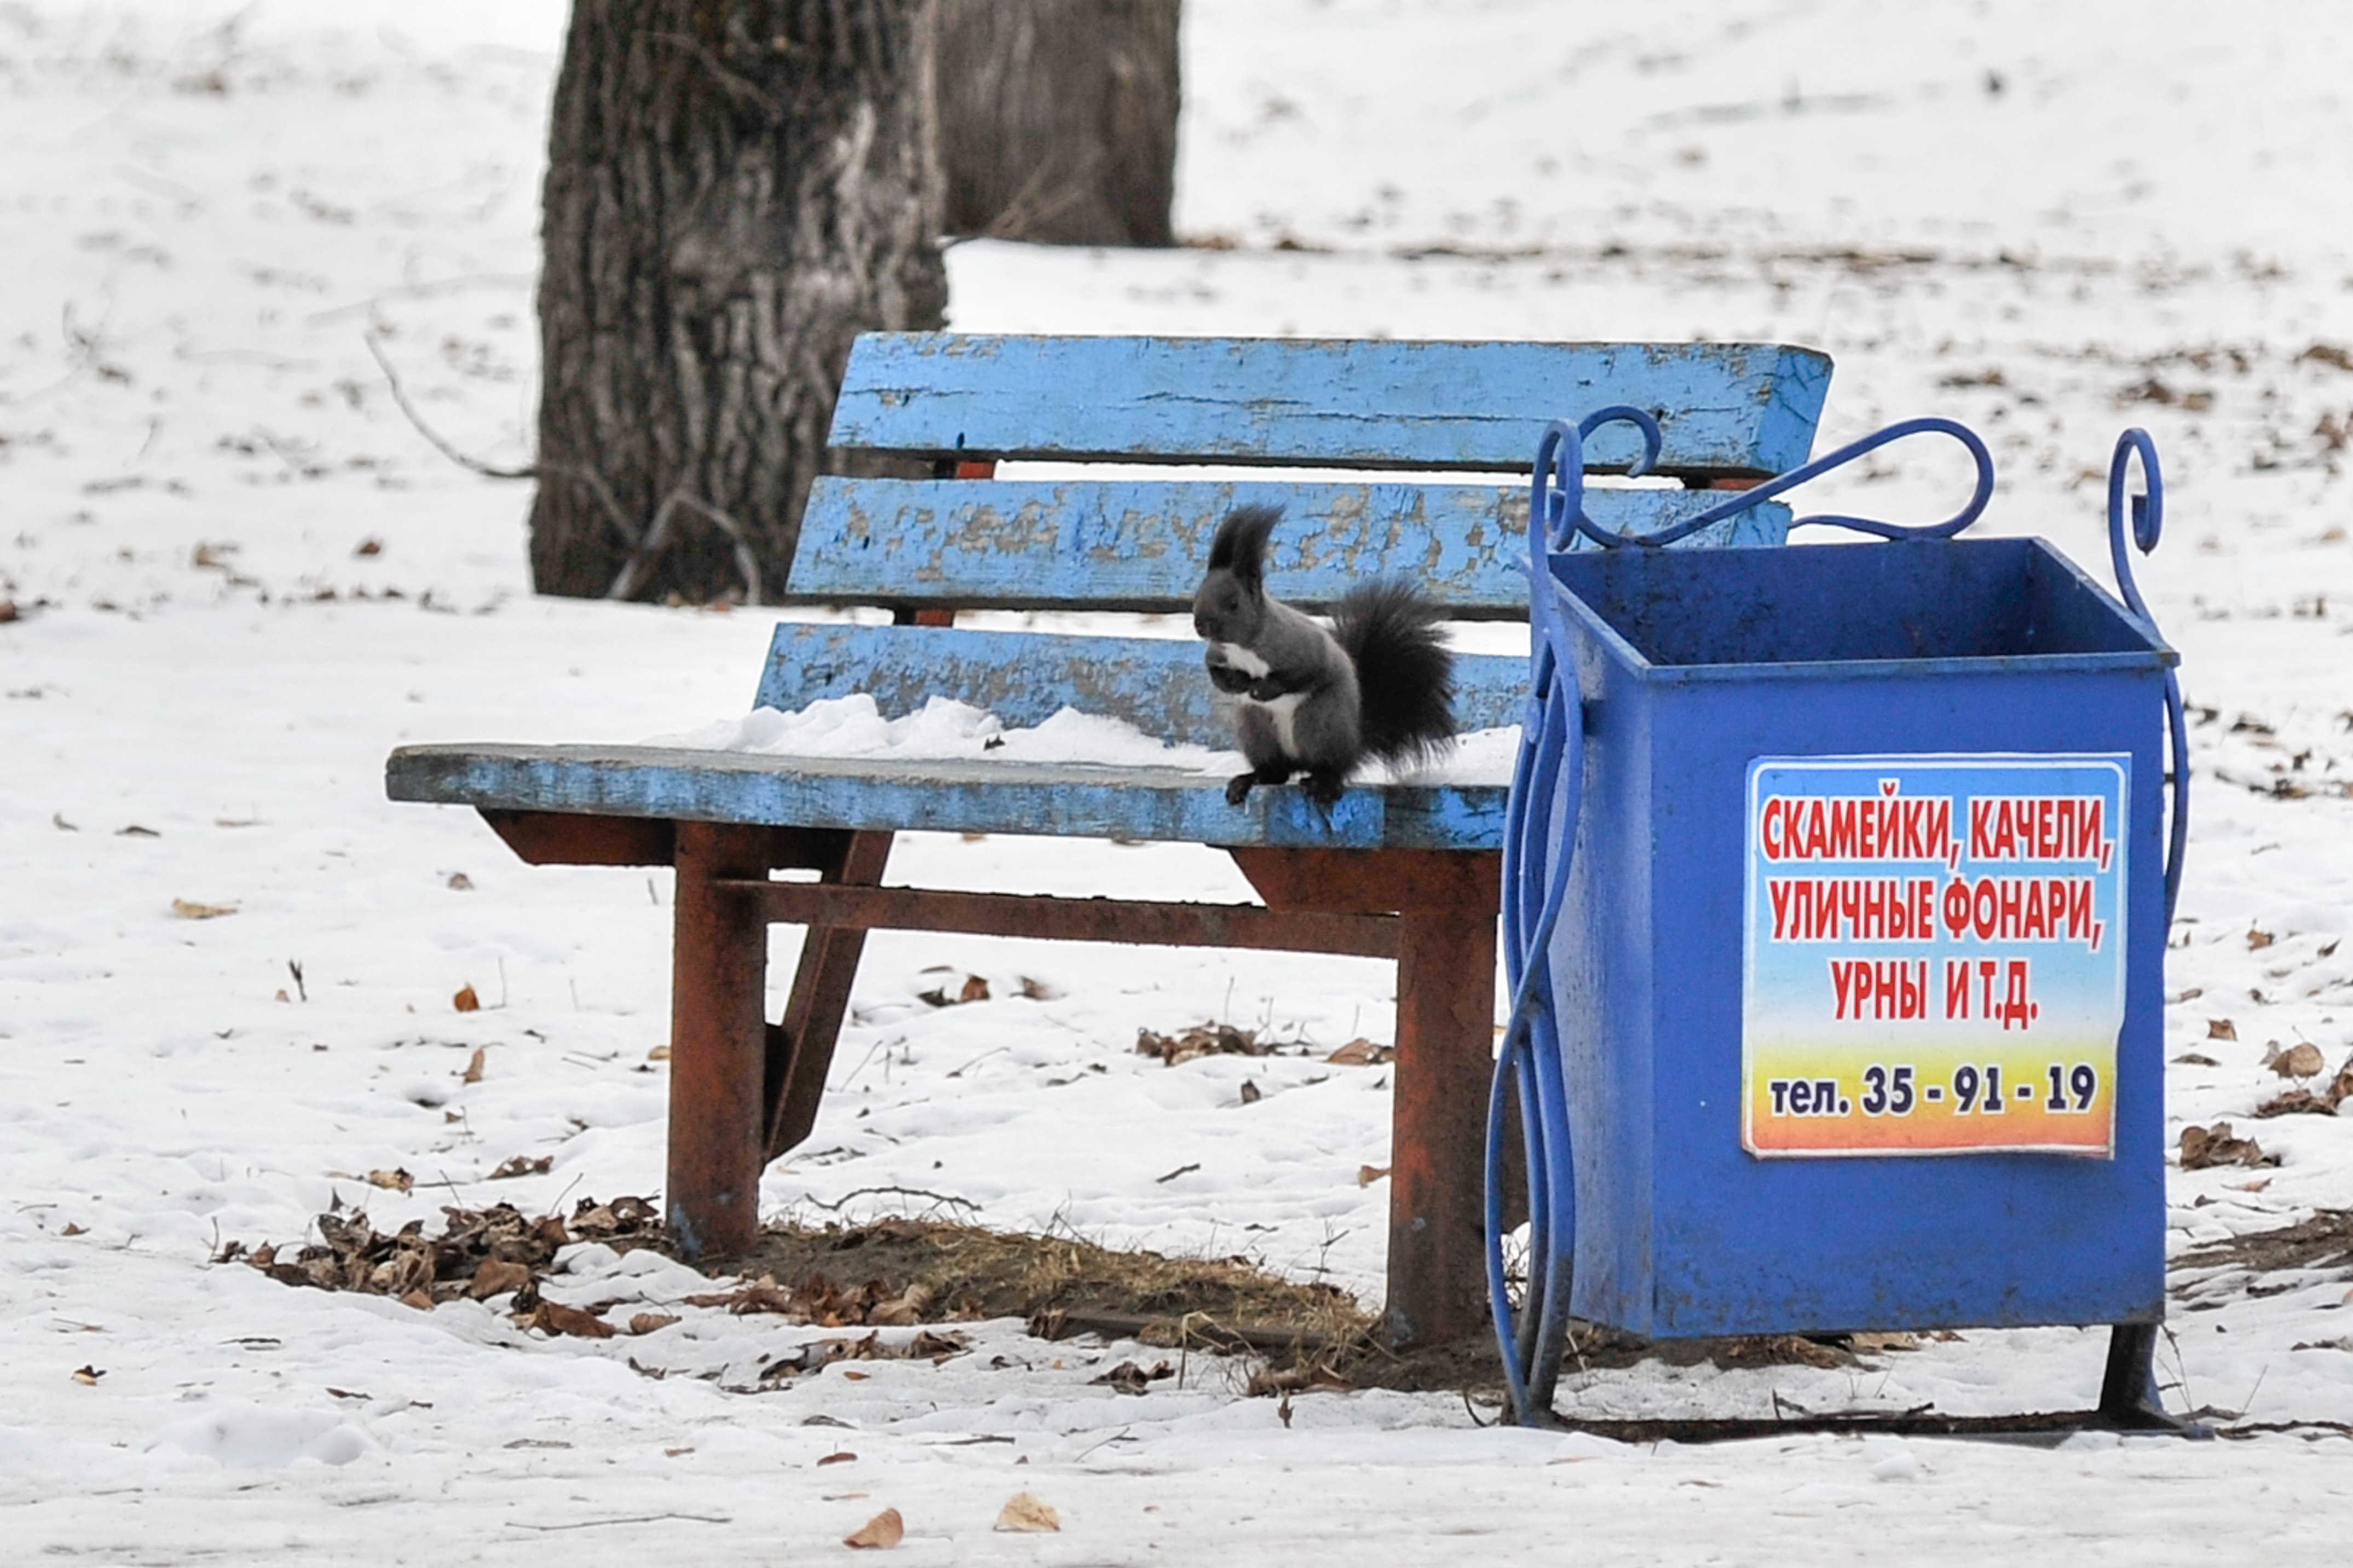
[1489,414,2188,1425]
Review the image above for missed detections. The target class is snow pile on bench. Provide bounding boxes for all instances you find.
[647,693,1520,784]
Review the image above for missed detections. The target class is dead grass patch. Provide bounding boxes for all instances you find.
[226,1200,1933,1391]
[2176,1207,2353,1280]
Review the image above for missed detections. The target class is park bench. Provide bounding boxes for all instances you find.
[387,332,1831,1347]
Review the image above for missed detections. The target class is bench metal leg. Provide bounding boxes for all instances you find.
[666,822,773,1260]
[762,830,895,1159]
[1230,847,1502,1350]
[1388,902,1501,1349]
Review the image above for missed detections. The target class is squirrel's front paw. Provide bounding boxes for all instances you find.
[1224,772,1257,806]
[1303,771,1347,807]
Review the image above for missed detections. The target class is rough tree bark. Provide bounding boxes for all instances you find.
[936,0,1179,246]
[530,0,947,604]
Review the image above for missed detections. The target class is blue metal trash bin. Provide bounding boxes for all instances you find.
[1489,415,2189,1427]
[1547,535,2171,1335]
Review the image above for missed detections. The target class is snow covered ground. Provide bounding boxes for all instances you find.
[4,1,2352,1560]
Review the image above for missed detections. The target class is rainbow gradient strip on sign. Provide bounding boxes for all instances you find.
[1741,755,2127,1158]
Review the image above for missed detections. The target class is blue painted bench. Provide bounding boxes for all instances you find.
[388,332,1831,1345]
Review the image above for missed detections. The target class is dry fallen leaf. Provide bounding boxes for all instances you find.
[817,1451,858,1467]
[354,536,384,557]
[452,983,481,1012]
[1136,1022,1267,1065]
[628,1311,680,1336]
[2179,1121,2279,1170]
[1091,1359,1175,1395]
[462,1048,486,1085]
[994,1492,1062,1534]
[959,973,990,1004]
[399,1288,436,1312]
[487,1154,552,1180]
[2207,1019,2238,1041]
[2247,928,2277,951]
[170,898,238,920]
[844,1508,904,1550]
[365,1167,414,1194]
[2268,1042,2326,1079]
[1357,1164,1391,1187]
[647,1043,673,1061]
[524,1300,616,1339]
[71,1365,102,1386]
[445,871,472,890]
[61,1222,86,1236]
[468,1258,534,1300]
[866,1284,933,1327]
[1325,1037,1395,1066]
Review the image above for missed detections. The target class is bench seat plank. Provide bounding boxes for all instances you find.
[749,625,1526,744]
[829,334,1832,477]
[788,476,1790,615]
[387,743,1510,852]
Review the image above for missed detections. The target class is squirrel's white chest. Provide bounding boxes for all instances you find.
[1244,689,1307,753]
[1210,642,1305,751]
[1210,642,1270,678]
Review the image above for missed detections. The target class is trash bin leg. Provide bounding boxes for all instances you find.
[2095,1321,2204,1433]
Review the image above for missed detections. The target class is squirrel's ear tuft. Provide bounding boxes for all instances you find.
[1207,504,1282,587]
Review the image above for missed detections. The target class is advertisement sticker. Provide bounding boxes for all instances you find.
[1743,754,2127,1158]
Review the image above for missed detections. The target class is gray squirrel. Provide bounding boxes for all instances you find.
[1190,504,1457,806]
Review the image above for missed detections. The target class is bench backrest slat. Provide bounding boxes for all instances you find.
[827,334,1831,478]
[787,477,1791,616]
[752,624,1525,747]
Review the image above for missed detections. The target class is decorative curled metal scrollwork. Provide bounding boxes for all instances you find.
[2107,427,2189,926]
[1531,409,1998,551]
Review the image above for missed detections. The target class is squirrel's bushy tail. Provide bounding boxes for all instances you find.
[1333,580,1457,767]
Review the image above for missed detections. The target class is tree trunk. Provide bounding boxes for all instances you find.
[530,0,947,604]
[936,0,1179,247]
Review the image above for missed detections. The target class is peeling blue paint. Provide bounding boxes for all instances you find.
[830,334,1832,474]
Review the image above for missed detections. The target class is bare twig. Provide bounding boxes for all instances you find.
[363,331,533,480]
[606,486,763,603]
[978,148,1103,243]
[804,1185,981,1215]
[367,329,759,604]
[507,1513,733,1532]
[604,487,690,600]
[308,273,532,326]
[544,461,639,547]
[671,492,765,602]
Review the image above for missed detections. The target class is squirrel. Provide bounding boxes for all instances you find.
[1190,504,1456,807]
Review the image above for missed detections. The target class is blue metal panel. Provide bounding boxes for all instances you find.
[787,476,1790,615]
[749,624,1527,748]
[385,743,1509,852]
[1545,537,2173,1336]
[828,334,1833,476]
